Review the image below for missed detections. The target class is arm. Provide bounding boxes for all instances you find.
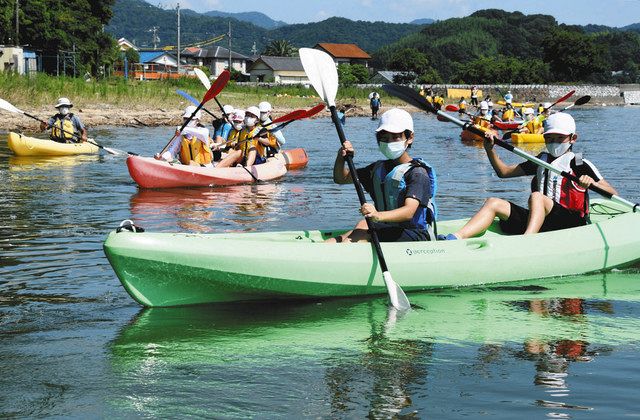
[360,197,420,223]
[484,133,526,178]
[245,148,257,167]
[333,141,354,184]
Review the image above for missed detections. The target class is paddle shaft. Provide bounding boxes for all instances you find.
[176,90,218,119]
[329,105,391,272]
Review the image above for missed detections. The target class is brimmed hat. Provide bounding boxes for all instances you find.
[258,101,272,113]
[245,106,260,118]
[182,105,202,120]
[376,108,413,133]
[543,113,576,135]
[55,97,72,108]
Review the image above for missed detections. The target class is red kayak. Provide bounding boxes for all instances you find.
[127,155,287,188]
[493,121,523,131]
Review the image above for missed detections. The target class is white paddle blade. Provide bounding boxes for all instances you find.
[299,48,338,107]
[383,271,411,311]
[193,68,212,90]
[0,98,24,115]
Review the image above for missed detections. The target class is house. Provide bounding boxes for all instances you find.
[313,43,371,67]
[118,50,182,80]
[181,46,251,77]
[117,37,139,52]
[0,46,38,74]
[248,56,309,84]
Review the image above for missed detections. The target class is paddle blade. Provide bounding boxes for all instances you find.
[303,103,325,118]
[0,98,24,115]
[382,84,434,114]
[201,70,230,104]
[193,67,212,90]
[299,48,338,107]
[445,104,459,112]
[270,109,307,124]
[549,90,575,109]
[176,89,200,106]
[383,271,411,311]
[575,95,591,106]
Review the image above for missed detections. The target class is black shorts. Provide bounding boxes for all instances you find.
[370,222,430,242]
[499,202,587,235]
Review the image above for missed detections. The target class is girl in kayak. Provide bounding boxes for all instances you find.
[215,106,266,168]
[443,113,618,240]
[327,108,437,243]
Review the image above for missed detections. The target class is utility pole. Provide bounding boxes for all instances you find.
[177,3,181,75]
[15,0,19,46]
[150,26,159,49]
[228,21,232,72]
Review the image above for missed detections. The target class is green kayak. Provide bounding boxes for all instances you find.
[103,199,640,307]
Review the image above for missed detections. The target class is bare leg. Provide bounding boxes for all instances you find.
[325,219,371,243]
[215,149,242,168]
[454,197,512,239]
[524,192,554,234]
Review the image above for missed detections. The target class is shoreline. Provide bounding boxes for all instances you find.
[0,100,628,133]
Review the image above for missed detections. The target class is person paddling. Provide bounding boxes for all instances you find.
[40,97,87,143]
[442,113,618,240]
[327,108,438,243]
[215,107,265,168]
[257,101,285,156]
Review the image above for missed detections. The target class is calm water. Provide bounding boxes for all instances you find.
[1,107,640,418]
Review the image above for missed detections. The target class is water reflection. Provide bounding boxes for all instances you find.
[109,271,640,417]
[129,183,290,232]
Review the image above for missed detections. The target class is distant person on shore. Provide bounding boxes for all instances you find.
[470,85,479,107]
[442,113,618,240]
[370,92,381,120]
[327,108,438,243]
[40,97,87,143]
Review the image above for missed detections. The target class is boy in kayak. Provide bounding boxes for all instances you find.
[40,97,87,143]
[327,108,437,243]
[215,107,265,168]
[443,113,618,240]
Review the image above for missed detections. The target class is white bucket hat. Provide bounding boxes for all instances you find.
[55,97,73,108]
[375,108,413,133]
[543,113,576,135]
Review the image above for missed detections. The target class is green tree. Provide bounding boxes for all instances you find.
[543,29,609,82]
[263,39,297,56]
[337,64,358,85]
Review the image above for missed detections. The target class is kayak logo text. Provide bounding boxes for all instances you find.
[406,248,445,256]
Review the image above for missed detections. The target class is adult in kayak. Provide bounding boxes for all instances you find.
[39,97,87,143]
[504,90,513,105]
[257,101,285,156]
[215,106,266,168]
[442,113,618,240]
[156,106,214,166]
[327,108,437,243]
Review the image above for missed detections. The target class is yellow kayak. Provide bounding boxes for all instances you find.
[496,100,535,108]
[7,132,99,156]
[511,132,544,143]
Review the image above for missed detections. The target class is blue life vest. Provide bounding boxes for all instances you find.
[370,158,437,238]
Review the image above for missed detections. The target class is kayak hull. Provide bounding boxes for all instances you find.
[511,133,544,143]
[126,154,287,188]
[281,147,308,170]
[103,199,640,307]
[7,132,99,156]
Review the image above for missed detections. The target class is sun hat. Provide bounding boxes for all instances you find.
[543,112,576,135]
[55,97,73,108]
[375,108,414,133]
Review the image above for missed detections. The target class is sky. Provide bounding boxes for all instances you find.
[152,0,640,27]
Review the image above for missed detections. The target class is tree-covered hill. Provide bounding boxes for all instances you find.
[203,10,287,29]
[105,0,426,54]
[374,9,640,84]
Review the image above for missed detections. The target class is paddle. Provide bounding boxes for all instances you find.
[0,98,131,156]
[382,84,639,213]
[299,47,411,312]
[176,89,218,119]
[559,95,591,112]
[544,90,575,111]
[194,68,232,123]
[158,70,230,156]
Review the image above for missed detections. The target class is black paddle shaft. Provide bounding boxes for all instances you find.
[328,105,390,272]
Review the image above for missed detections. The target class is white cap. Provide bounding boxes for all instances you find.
[480,101,489,110]
[55,97,73,108]
[245,106,260,118]
[523,107,534,115]
[230,110,245,122]
[258,101,272,113]
[543,102,552,109]
[543,113,576,135]
[222,104,234,115]
[375,108,413,133]
[182,105,202,120]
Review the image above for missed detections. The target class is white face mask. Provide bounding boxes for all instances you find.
[244,116,257,127]
[260,112,270,122]
[233,122,243,131]
[378,141,406,160]
[546,141,571,157]
[59,107,70,116]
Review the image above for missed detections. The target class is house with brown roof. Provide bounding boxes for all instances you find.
[313,43,371,67]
